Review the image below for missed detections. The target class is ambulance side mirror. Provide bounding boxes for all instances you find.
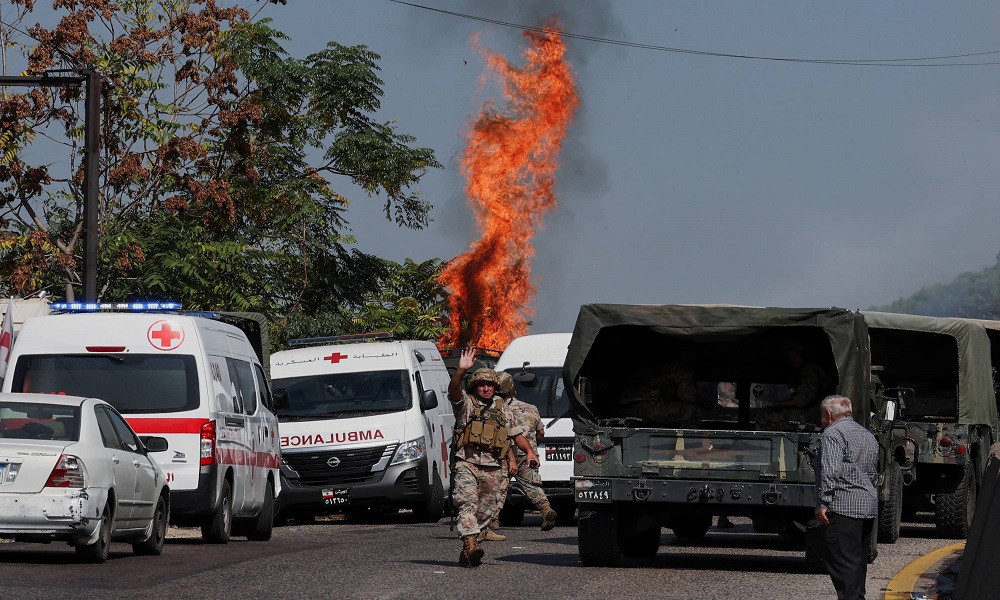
[419,389,439,412]
[272,388,290,411]
[141,436,169,453]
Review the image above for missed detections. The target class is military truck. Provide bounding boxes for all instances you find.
[567,304,896,568]
[861,312,998,539]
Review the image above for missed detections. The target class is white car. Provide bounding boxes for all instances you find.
[0,393,170,562]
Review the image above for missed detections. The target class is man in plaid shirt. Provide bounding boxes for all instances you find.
[815,394,879,600]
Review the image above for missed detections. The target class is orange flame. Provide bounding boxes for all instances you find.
[438,23,579,350]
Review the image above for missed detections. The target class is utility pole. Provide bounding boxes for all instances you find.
[0,69,102,302]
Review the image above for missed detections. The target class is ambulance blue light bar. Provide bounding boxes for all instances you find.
[289,332,395,347]
[51,301,182,312]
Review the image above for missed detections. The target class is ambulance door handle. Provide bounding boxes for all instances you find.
[225,415,245,427]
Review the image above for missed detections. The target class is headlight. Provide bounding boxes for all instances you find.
[390,437,427,465]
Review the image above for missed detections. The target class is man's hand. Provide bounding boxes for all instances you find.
[526,450,540,469]
[458,347,477,372]
[507,456,518,476]
[815,507,829,526]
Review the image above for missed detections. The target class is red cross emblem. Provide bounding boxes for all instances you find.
[324,352,348,363]
[147,320,185,351]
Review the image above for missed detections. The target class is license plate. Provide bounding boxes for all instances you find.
[575,478,611,503]
[322,488,349,506]
[545,444,573,461]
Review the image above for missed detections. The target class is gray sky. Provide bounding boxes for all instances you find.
[263,2,1000,332]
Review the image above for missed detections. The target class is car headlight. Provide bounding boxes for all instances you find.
[390,437,427,465]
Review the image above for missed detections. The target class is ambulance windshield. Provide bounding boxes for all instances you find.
[272,369,412,421]
[11,354,199,414]
[507,367,570,419]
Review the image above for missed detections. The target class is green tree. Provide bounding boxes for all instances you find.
[0,1,442,325]
[346,257,448,341]
[872,251,1000,319]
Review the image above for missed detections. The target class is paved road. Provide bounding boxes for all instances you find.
[0,513,956,600]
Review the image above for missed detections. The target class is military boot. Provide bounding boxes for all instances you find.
[540,502,558,532]
[459,535,484,567]
[482,529,506,542]
[488,516,500,530]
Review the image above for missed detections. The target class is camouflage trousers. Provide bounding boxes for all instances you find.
[515,457,549,508]
[453,461,506,537]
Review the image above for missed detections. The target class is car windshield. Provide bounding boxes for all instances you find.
[272,369,411,422]
[507,367,570,419]
[0,401,80,441]
[10,354,199,414]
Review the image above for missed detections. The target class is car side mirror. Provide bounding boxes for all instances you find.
[273,388,290,411]
[141,436,169,453]
[419,389,439,412]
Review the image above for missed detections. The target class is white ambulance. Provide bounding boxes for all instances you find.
[495,332,575,525]
[270,334,454,522]
[2,303,282,543]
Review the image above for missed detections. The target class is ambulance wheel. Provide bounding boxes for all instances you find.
[76,501,113,563]
[202,480,233,544]
[246,481,275,541]
[414,471,445,523]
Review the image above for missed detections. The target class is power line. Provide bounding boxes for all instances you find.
[386,0,1000,67]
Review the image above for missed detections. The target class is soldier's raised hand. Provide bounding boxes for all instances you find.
[458,347,477,372]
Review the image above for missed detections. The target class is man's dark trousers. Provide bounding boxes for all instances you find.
[822,512,874,600]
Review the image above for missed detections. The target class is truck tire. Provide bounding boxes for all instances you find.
[804,520,827,574]
[578,504,622,567]
[621,526,660,558]
[671,515,711,542]
[499,505,525,527]
[935,463,976,538]
[878,462,903,543]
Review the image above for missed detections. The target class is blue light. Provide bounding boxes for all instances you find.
[51,301,183,313]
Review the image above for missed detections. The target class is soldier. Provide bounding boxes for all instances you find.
[755,341,828,431]
[492,371,559,533]
[448,348,539,568]
[619,351,705,427]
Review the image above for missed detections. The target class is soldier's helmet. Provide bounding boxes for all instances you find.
[495,371,515,397]
[467,368,499,392]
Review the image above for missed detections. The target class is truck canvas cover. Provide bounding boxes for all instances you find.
[564,304,872,429]
[863,312,997,426]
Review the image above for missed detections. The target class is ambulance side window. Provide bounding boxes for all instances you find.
[253,364,273,412]
[227,358,257,415]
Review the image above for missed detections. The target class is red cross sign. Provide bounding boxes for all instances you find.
[324,352,348,363]
[148,320,185,351]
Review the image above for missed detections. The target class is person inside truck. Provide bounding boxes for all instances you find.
[619,350,706,428]
[755,341,828,431]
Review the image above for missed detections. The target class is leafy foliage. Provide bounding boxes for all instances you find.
[0,2,444,339]
[871,252,1000,319]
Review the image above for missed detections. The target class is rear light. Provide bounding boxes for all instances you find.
[581,440,613,464]
[200,420,216,466]
[45,455,86,488]
[956,445,967,455]
[86,346,127,353]
[939,437,953,448]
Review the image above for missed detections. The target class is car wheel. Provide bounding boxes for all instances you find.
[498,505,525,527]
[245,481,275,542]
[76,501,113,563]
[133,494,168,555]
[202,480,233,544]
[878,462,903,543]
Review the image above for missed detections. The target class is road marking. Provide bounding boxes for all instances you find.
[884,541,965,600]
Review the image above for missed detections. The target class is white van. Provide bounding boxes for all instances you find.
[270,334,454,522]
[2,304,282,543]
[494,332,575,525]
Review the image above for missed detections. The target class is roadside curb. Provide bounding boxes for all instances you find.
[883,541,964,600]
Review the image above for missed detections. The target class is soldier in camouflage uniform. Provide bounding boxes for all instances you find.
[755,341,828,431]
[448,348,539,567]
[491,371,559,533]
[619,353,704,427]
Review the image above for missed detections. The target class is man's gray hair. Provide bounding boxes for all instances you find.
[820,395,853,418]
